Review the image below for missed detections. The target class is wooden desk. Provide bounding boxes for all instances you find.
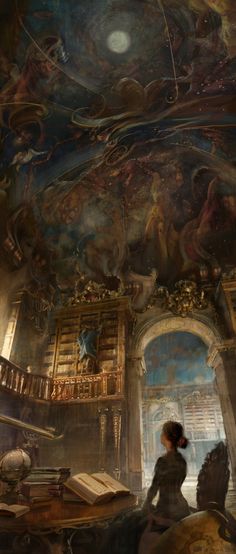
[0,495,138,554]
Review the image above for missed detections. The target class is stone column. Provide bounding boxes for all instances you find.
[98,407,109,472]
[126,356,144,492]
[208,340,236,486]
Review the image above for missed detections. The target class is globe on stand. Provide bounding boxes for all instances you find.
[0,448,31,504]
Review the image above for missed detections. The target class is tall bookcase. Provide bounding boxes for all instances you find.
[43,297,132,399]
[41,297,132,479]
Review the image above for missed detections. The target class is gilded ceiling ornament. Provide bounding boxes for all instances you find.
[158,280,208,318]
[68,278,120,305]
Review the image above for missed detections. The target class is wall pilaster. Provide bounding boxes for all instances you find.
[208,339,236,485]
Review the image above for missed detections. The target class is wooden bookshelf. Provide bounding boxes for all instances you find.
[43,297,132,401]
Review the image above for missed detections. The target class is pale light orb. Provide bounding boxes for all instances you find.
[107,30,131,54]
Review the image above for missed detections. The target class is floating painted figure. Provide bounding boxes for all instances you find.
[77,327,101,373]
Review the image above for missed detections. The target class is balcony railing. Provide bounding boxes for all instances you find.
[51,371,122,402]
[0,356,123,403]
[0,356,52,401]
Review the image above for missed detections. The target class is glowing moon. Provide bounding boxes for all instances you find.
[107,30,131,54]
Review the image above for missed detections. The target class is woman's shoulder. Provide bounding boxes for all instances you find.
[155,451,187,465]
[154,454,168,471]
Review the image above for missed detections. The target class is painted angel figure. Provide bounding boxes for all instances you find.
[77,326,101,373]
[10,148,49,171]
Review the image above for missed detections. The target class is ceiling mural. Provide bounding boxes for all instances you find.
[1,0,236,310]
[144,332,213,386]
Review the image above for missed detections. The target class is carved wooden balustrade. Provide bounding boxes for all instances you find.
[0,356,123,403]
[0,356,52,401]
[51,371,123,402]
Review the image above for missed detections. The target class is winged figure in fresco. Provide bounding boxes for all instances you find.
[10,148,49,171]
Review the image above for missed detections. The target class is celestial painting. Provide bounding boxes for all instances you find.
[0,0,236,315]
[0,3,236,554]
[144,332,213,386]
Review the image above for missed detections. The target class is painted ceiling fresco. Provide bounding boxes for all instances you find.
[1,0,236,309]
[144,331,213,386]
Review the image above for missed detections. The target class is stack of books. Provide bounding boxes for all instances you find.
[64,472,130,505]
[25,467,71,484]
[21,467,71,506]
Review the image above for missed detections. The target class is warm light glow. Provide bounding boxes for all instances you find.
[107,30,131,54]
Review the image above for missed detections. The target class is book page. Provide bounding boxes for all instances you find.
[8,505,29,515]
[92,473,130,494]
[0,504,29,517]
[78,474,109,493]
[65,473,114,504]
[71,474,111,495]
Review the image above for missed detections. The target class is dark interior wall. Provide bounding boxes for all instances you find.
[39,403,100,473]
[39,424,100,474]
[0,392,52,466]
[12,319,44,372]
[38,402,127,478]
[0,391,21,454]
[10,300,50,374]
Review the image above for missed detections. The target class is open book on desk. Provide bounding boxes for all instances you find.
[91,472,130,496]
[64,472,130,505]
[0,503,29,518]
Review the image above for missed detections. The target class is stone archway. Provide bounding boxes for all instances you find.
[133,315,222,353]
[127,313,236,491]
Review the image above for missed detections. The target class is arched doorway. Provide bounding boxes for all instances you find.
[127,314,236,492]
[142,331,226,488]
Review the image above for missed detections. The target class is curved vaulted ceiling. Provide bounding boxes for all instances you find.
[1,0,236,309]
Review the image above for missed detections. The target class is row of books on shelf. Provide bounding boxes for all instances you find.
[0,469,130,518]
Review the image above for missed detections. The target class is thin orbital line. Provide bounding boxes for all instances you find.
[157,0,179,102]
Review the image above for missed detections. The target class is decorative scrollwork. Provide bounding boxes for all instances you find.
[67,279,121,305]
[156,280,208,318]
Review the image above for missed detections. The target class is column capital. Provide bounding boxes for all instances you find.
[126,355,146,377]
[98,406,109,415]
[208,339,236,368]
[111,405,122,414]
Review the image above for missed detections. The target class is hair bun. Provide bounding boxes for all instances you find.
[178,436,188,449]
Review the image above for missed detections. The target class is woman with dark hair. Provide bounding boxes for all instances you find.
[143,421,190,525]
[100,421,190,554]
